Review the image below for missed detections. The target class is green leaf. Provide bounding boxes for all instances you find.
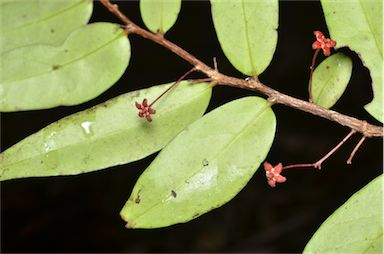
[304,175,383,254]
[0,22,130,112]
[0,81,212,181]
[140,0,182,34]
[211,0,278,76]
[320,0,383,122]
[0,0,93,53]
[311,53,353,109]
[120,96,276,228]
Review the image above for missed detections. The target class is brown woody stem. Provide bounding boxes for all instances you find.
[100,0,383,138]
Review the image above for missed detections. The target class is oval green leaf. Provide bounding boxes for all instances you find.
[120,96,276,228]
[140,0,182,34]
[320,0,383,122]
[211,0,278,76]
[0,22,130,112]
[304,175,383,254]
[0,81,212,181]
[0,0,93,53]
[311,53,352,109]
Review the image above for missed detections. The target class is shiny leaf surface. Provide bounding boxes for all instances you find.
[321,0,383,122]
[311,53,352,109]
[140,0,182,34]
[0,0,93,53]
[0,22,130,111]
[211,0,278,76]
[304,175,383,254]
[121,97,276,228]
[0,81,212,181]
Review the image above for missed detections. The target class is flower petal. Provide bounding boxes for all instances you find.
[263,162,273,171]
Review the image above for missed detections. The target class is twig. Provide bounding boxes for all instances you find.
[282,129,356,170]
[347,136,366,164]
[99,0,383,138]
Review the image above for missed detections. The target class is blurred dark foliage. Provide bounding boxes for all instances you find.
[1,0,382,253]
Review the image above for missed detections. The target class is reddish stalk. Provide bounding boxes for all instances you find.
[347,136,366,164]
[149,67,196,108]
[282,129,356,170]
[135,67,197,121]
[308,48,320,103]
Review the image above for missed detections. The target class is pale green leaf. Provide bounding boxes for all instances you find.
[0,22,130,112]
[321,0,383,122]
[140,0,182,34]
[211,0,278,76]
[311,53,352,109]
[304,175,383,254]
[0,81,212,181]
[0,0,93,53]
[120,96,276,228]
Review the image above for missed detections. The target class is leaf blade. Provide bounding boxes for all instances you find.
[140,0,182,34]
[121,96,276,228]
[304,175,383,254]
[0,0,93,53]
[312,53,353,109]
[320,0,383,122]
[0,81,212,181]
[211,0,278,76]
[0,22,130,111]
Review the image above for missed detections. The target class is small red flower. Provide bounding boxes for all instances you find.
[263,162,286,187]
[135,98,156,122]
[312,30,336,56]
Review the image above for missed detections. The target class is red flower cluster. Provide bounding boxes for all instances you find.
[312,30,336,56]
[263,162,286,187]
[135,99,156,122]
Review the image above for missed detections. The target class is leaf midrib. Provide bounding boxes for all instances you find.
[129,102,271,225]
[358,0,382,59]
[240,0,257,76]
[2,29,126,85]
[2,0,88,33]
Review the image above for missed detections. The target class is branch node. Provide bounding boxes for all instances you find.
[267,96,277,105]
[245,77,253,82]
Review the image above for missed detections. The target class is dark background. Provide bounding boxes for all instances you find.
[1,0,382,252]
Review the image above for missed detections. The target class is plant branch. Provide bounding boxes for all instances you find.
[282,129,356,170]
[347,136,366,164]
[100,0,383,138]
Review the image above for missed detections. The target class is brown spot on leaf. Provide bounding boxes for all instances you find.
[52,65,61,70]
[135,195,141,204]
[135,189,141,204]
[171,190,177,198]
